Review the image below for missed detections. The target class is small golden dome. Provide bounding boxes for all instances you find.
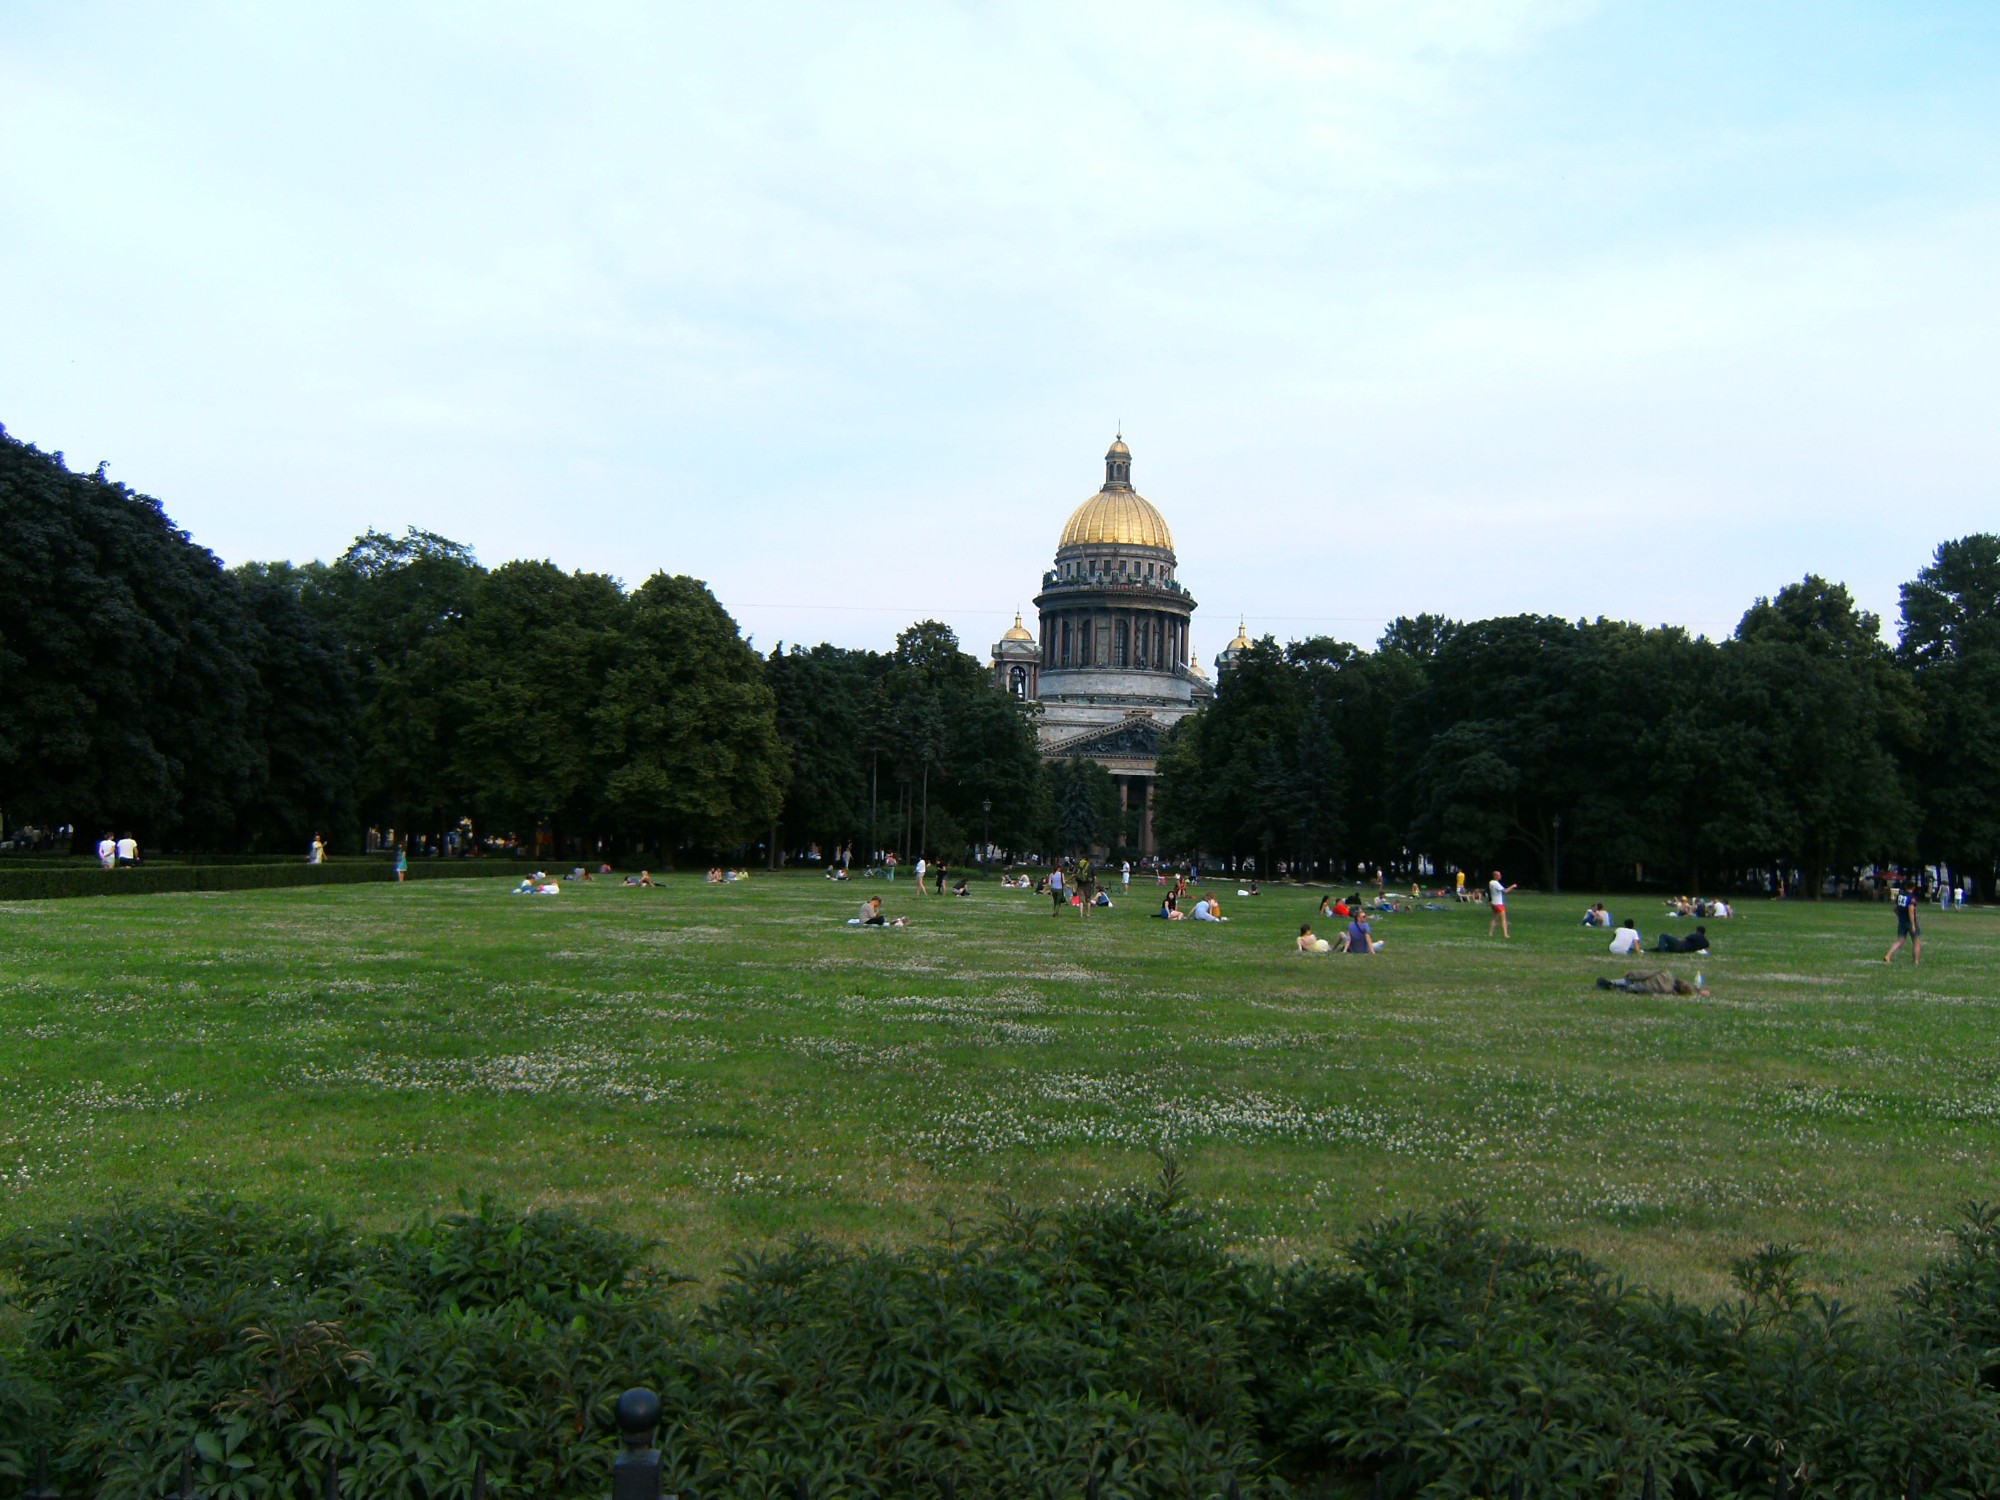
[1189,655,1209,678]
[1002,611,1034,641]
[1226,619,1253,651]
[1059,491,1175,552]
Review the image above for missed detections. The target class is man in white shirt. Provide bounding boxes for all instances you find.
[116,835,138,865]
[97,834,116,869]
[1121,860,1131,891]
[1610,919,1643,956]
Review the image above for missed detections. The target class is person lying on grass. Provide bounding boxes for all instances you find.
[1652,926,1710,953]
[1596,969,1709,996]
[1297,923,1332,954]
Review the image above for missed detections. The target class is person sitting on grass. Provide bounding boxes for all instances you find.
[850,896,908,927]
[1297,923,1331,954]
[1652,925,1710,953]
[1192,897,1220,921]
[953,878,971,897]
[1597,969,1709,997]
[1093,889,1112,907]
[1610,918,1644,956]
[1344,914,1383,953]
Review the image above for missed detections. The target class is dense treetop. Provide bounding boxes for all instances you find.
[4,423,1994,887]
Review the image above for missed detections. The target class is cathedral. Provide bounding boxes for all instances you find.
[990,436,1251,855]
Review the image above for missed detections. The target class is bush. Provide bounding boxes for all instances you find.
[3,1180,2000,1497]
[0,860,521,903]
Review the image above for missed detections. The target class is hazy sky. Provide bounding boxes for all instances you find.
[5,2,1997,660]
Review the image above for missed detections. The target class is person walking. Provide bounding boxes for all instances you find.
[935,858,948,896]
[1049,863,1066,916]
[913,855,927,894]
[97,833,117,869]
[1075,855,1094,918]
[116,833,139,865]
[1886,883,1923,965]
[1121,859,1131,892]
[885,851,897,882]
[1487,870,1517,938]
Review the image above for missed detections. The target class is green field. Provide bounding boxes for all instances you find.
[2,872,1994,1302]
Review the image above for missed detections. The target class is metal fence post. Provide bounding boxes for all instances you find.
[180,1446,197,1500]
[1773,1469,1789,1500]
[322,1453,342,1500]
[1641,1463,1656,1500]
[472,1452,488,1500]
[612,1389,663,1500]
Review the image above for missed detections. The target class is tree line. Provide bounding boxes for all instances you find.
[1155,552,2000,896]
[0,426,1061,863]
[7,424,1996,887]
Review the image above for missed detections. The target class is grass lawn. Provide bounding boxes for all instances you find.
[2,871,1995,1303]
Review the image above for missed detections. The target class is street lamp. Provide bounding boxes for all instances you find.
[981,798,992,870]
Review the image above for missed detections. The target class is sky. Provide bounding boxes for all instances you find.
[4,1,1997,661]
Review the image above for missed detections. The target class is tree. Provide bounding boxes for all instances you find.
[879,621,1041,860]
[1043,758,1121,856]
[1726,576,1916,895]
[422,561,627,841]
[1898,536,2000,889]
[0,427,261,848]
[594,574,789,861]
[301,527,483,837]
[231,563,360,852]
[767,644,885,859]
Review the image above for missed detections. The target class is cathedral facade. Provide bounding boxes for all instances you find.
[992,437,1242,855]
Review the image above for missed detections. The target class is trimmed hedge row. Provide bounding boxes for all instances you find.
[0,859,524,903]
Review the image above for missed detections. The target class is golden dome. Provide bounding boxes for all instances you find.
[1189,655,1209,678]
[1001,611,1034,641]
[1059,491,1175,552]
[1226,619,1253,651]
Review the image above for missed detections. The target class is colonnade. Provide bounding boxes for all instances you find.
[1041,608,1188,672]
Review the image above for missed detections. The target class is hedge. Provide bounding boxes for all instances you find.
[3,1177,2000,1497]
[0,859,524,903]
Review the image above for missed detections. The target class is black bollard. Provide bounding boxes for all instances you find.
[181,1446,197,1500]
[1225,1477,1242,1500]
[1367,1475,1384,1500]
[1642,1463,1656,1500]
[1907,1473,1921,1500]
[1773,1470,1789,1500]
[612,1389,664,1500]
[793,1476,811,1500]
[939,1476,957,1500]
[472,1453,487,1500]
[322,1454,341,1500]
[25,1449,57,1500]
[1509,1478,1523,1500]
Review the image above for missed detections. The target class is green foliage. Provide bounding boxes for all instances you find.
[594,575,790,857]
[7,1186,2000,1497]
[1043,757,1123,856]
[0,860,520,903]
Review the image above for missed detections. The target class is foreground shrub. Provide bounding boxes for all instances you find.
[3,1179,2000,1497]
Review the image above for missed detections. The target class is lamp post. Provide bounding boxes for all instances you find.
[981,798,992,870]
